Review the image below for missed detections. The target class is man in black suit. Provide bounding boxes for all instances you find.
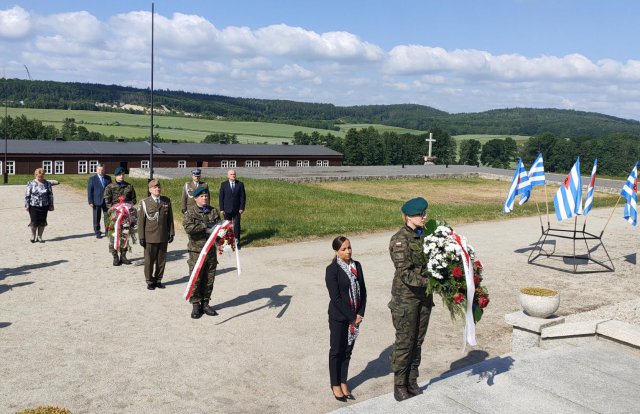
[87,163,112,238]
[219,169,246,246]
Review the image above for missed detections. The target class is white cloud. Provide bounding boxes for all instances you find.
[0,6,31,39]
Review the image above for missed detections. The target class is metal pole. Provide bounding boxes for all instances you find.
[149,2,155,182]
[4,75,8,184]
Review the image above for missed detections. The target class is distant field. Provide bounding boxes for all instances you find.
[453,134,532,144]
[6,108,347,143]
[338,123,425,135]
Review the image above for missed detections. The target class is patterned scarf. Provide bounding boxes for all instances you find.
[336,257,361,345]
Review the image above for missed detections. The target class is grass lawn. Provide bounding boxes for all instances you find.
[338,123,425,135]
[5,174,620,247]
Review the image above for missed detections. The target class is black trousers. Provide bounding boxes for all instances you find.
[224,211,242,244]
[329,319,355,386]
[92,204,108,234]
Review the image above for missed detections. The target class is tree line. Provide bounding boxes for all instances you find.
[4,78,640,137]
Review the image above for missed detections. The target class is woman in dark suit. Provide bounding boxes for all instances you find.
[325,236,367,402]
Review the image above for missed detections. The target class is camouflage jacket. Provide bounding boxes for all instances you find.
[389,225,429,288]
[182,204,220,252]
[104,181,137,208]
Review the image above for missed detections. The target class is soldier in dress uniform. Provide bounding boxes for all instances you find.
[103,166,137,266]
[138,180,175,290]
[388,197,434,402]
[182,186,221,319]
[181,169,208,214]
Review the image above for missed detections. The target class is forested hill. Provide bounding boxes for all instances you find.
[4,78,640,138]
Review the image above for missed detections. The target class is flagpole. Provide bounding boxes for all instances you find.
[600,194,622,236]
[535,201,544,232]
[544,183,550,228]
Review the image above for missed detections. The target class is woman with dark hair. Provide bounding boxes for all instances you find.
[325,236,367,402]
[25,167,54,243]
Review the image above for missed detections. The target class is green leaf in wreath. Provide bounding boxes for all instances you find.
[473,305,483,323]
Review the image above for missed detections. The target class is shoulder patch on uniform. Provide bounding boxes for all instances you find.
[394,242,403,247]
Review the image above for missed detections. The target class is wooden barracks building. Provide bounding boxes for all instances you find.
[2,140,343,175]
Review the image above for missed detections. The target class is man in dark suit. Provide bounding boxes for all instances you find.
[219,169,246,246]
[87,163,112,238]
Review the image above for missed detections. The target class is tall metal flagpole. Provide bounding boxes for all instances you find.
[3,71,7,184]
[149,2,155,182]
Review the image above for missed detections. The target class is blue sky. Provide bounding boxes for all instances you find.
[1,1,639,120]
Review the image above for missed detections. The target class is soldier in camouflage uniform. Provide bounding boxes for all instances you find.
[182,186,221,319]
[388,197,434,402]
[103,167,137,266]
[180,169,208,214]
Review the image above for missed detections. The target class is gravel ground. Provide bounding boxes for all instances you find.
[1,183,637,414]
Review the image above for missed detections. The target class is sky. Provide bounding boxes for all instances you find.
[1,0,639,120]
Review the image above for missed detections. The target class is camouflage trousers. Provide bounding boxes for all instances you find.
[389,285,433,386]
[108,236,128,256]
[187,250,217,305]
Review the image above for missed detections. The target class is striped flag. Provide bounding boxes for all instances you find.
[582,159,597,216]
[553,158,582,221]
[621,162,638,226]
[503,158,531,213]
[528,153,546,188]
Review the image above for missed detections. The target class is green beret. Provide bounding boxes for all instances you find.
[401,197,428,215]
[192,186,209,198]
[114,167,125,176]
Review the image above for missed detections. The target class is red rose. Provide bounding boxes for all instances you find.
[453,292,465,303]
[478,296,490,308]
[452,267,463,279]
[474,260,483,270]
[474,275,481,287]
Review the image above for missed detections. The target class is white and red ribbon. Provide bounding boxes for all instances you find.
[183,220,232,301]
[112,202,132,251]
[452,231,477,348]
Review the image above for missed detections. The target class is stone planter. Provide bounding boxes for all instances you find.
[519,287,560,318]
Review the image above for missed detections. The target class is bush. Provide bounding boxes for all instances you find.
[16,406,72,414]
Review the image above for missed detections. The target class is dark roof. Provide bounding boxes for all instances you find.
[6,140,343,157]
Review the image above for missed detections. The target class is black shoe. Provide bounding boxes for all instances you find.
[37,238,45,243]
[155,282,165,289]
[113,256,121,266]
[202,303,218,316]
[191,304,203,319]
[344,393,355,400]
[96,233,102,239]
[120,253,132,265]
[147,283,156,290]
[407,381,423,396]
[30,238,36,243]
[394,385,413,402]
[333,394,347,402]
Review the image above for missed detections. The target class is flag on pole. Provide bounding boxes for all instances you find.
[553,158,582,221]
[621,162,638,226]
[502,158,531,213]
[528,153,546,187]
[582,159,597,216]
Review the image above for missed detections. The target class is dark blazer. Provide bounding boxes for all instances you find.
[87,174,112,206]
[325,260,367,322]
[219,180,246,213]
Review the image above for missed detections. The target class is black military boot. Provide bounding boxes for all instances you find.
[394,385,412,401]
[191,303,203,319]
[202,301,218,316]
[120,251,132,265]
[407,380,423,396]
[112,252,121,266]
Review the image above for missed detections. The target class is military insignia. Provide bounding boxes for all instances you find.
[394,242,403,247]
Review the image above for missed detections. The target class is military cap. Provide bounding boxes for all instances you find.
[148,179,160,188]
[191,169,202,176]
[192,186,209,198]
[401,197,429,215]
[114,166,125,176]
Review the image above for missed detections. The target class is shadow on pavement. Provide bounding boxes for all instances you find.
[425,352,514,390]
[0,281,35,295]
[349,345,393,391]
[163,267,237,286]
[0,322,11,329]
[215,284,292,324]
[241,228,278,247]
[46,232,96,242]
[0,259,68,282]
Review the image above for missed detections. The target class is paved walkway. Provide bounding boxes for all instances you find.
[1,182,638,413]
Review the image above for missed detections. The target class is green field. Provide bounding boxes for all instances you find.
[338,123,425,135]
[453,134,532,144]
[4,174,619,247]
[6,108,347,143]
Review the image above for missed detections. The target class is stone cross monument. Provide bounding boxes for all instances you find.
[424,133,437,165]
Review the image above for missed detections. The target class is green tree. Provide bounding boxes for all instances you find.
[431,128,456,166]
[458,139,481,166]
[203,132,238,144]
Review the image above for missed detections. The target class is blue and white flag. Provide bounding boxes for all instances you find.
[582,159,597,216]
[621,162,638,226]
[528,153,546,188]
[553,158,582,221]
[502,158,531,213]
